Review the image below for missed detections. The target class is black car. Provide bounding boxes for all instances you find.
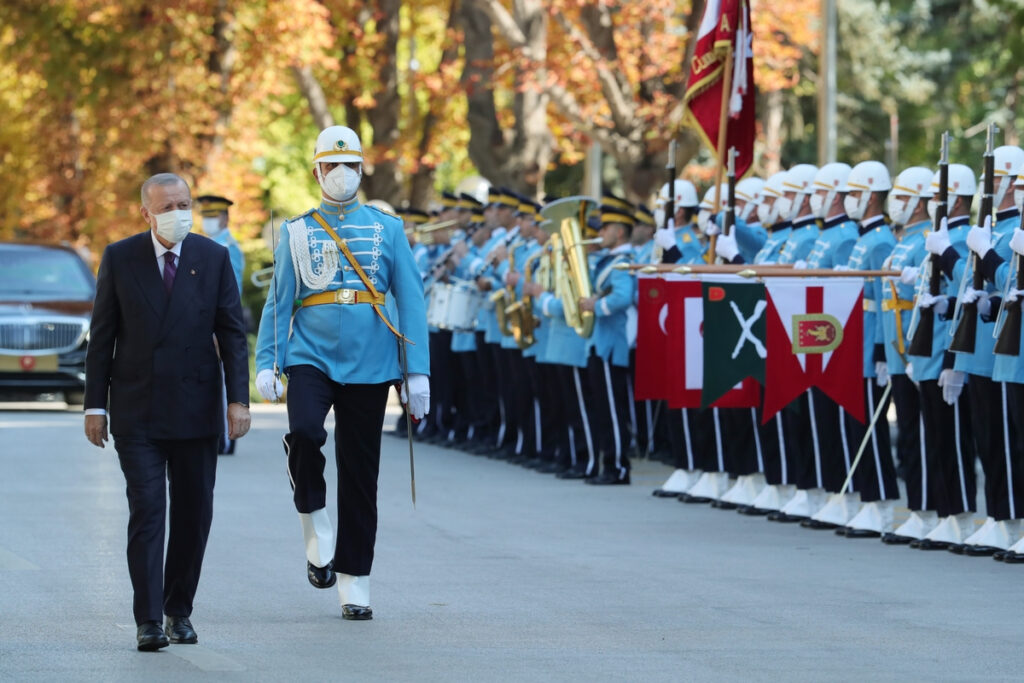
[0,242,95,404]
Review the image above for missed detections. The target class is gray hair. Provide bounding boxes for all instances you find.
[141,173,189,207]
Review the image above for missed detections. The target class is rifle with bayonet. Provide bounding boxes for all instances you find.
[907,132,949,357]
[653,139,677,264]
[994,210,1024,355]
[950,123,997,353]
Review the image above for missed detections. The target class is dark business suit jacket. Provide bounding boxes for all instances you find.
[85,231,249,439]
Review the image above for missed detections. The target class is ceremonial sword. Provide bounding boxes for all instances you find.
[400,338,416,507]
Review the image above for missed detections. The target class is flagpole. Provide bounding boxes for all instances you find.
[617,262,899,279]
[708,46,735,263]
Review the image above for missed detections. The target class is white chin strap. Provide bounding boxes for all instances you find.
[298,509,335,568]
[337,574,370,607]
[994,176,1012,212]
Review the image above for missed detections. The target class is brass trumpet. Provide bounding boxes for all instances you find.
[541,197,600,338]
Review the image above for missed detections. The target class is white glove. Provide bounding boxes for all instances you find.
[1009,228,1024,257]
[1005,288,1024,304]
[704,216,720,237]
[961,286,991,316]
[715,230,739,261]
[905,362,915,384]
[256,368,284,402]
[917,292,949,315]
[938,368,965,406]
[966,216,993,259]
[925,217,951,255]
[654,218,677,250]
[400,373,430,421]
[900,266,921,285]
[874,361,890,388]
[793,259,808,270]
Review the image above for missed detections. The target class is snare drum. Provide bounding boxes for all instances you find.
[426,284,451,329]
[444,283,484,331]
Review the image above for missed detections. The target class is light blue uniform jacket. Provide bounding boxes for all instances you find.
[805,215,858,269]
[211,229,244,294]
[880,221,929,374]
[584,245,636,367]
[846,216,895,377]
[752,223,791,264]
[255,200,429,383]
[777,215,820,264]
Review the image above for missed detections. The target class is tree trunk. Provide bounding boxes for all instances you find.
[762,89,784,176]
[360,0,403,204]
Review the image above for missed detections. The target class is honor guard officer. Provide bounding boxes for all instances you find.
[254,125,429,620]
[653,179,702,263]
[775,164,820,265]
[197,194,246,456]
[710,176,768,264]
[894,163,979,545]
[579,200,636,485]
[951,145,1024,554]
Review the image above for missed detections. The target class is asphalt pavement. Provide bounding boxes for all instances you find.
[1,400,1023,682]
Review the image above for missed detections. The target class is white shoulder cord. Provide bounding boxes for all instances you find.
[289,217,340,290]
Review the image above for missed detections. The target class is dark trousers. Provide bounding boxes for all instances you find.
[554,364,592,471]
[807,389,853,493]
[585,353,631,479]
[115,435,218,625]
[427,330,454,435]
[475,334,501,443]
[756,395,787,485]
[666,408,700,471]
[783,392,818,490]
[918,379,975,515]
[891,374,921,474]
[840,379,898,501]
[969,376,1024,520]
[452,350,477,439]
[283,365,389,577]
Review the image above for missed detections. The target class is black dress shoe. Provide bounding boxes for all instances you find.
[653,488,683,498]
[164,616,197,644]
[912,538,950,550]
[844,528,882,539]
[556,467,588,480]
[136,621,169,651]
[736,505,771,516]
[1002,550,1024,563]
[766,511,805,523]
[536,461,563,474]
[308,561,337,589]
[881,532,914,545]
[993,550,1007,561]
[710,499,738,510]
[585,472,630,485]
[963,544,1000,557]
[947,543,967,555]
[341,604,373,620]
[677,493,711,504]
[800,518,839,530]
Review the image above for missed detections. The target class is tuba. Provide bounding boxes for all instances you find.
[541,197,600,338]
[491,239,523,337]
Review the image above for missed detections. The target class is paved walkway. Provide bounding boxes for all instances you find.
[1,403,1022,681]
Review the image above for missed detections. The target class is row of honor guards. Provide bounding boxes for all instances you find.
[398,141,1024,562]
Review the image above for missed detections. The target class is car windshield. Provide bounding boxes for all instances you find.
[0,248,94,300]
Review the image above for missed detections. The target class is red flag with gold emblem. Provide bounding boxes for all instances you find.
[762,278,864,423]
[634,275,670,400]
[683,0,755,178]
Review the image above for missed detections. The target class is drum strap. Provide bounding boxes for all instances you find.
[310,210,412,345]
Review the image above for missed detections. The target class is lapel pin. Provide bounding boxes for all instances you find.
[190,269,196,275]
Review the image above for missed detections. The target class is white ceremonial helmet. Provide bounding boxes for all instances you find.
[456,175,491,204]
[927,163,977,221]
[843,160,891,220]
[312,125,363,167]
[757,170,788,225]
[810,162,852,219]
[775,163,818,222]
[736,177,766,221]
[887,166,934,227]
[988,145,1024,210]
[654,179,699,226]
[697,183,729,234]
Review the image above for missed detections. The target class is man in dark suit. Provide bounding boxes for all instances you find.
[84,173,251,651]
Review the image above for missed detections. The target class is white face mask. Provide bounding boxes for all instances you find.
[775,196,794,222]
[201,216,222,237]
[926,199,938,222]
[740,201,756,222]
[886,196,907,227]
[844,192,869,221]
[319,164,361,201]
[757,200,773,225]
[154,209,193,243]
[697,209,711,232]
[1015,189,1024,213]
[809,192,825,219]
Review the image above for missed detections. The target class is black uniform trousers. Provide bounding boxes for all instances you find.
[918,379,975,516]
[890,373,921,476]
[807,389,853,493]
[781,392,818,490]
[585,352,631,479]
[555,364,592,472]
[427,329,454,436]
[969,376,1024,520]
[756,396,787,485]
[844,379,898,501]
[283,364,389,577]
[115,435,217,625]
[473,333,501,444]
[719,407,761,477]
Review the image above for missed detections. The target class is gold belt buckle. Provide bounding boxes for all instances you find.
[335,288,355,304]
